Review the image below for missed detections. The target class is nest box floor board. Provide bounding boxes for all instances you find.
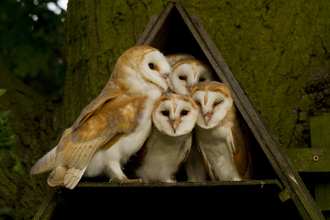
[35,181,302,220]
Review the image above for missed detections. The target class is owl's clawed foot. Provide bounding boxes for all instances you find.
[109,178,149,184]
[122,178,149,184]
[109,178,121,183]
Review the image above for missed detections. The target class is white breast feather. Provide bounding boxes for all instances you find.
[135,128,191,182]
[196,123,241,181]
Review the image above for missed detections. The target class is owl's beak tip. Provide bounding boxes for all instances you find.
[171,120,180,133]
[204,112,213,125]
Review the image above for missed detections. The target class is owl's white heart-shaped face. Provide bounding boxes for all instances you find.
[169,59,214,95]
[139,50,171,92]
[110,46,171,95]
[152,93,198,137]
[191,82,233,129]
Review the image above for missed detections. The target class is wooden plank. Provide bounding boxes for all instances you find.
[310,114,330,213]
[285,148,330,172]
[177,5,323,220]
[143,2,175,48]
[315,178,330,212]
[311,114,330,148]
[279,188,291,202]
[76,179,283,188]
[32,188,57,220]
[39,179,297,219]
[135,13,160,46]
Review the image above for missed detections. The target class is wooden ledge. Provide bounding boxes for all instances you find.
[75,179,283,189]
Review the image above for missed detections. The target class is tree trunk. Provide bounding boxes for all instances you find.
[0,64,64,219]
[0,0,329,219]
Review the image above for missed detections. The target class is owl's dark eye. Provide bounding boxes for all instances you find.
[178,75,186,80]
[214,100,223,106]
[199,78,205,82]
[161,111,169,116]
[148,63,154,69]
[181,110,189,116]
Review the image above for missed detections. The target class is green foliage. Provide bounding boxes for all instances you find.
[0,110,18,151]
[0,0,66,98]
[0,89,21,172]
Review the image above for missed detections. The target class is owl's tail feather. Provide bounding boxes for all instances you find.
[47,166,86,189]
[30,147,57,175]
[63,167,87,189]
[47,165,68,187]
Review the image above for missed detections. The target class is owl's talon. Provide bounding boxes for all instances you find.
[109,178,121,183]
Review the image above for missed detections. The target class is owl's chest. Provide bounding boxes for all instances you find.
[137,130,191,179]
[196,125,230,143]
[107,91,163,156]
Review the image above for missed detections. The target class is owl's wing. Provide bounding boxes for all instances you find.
[180,133,193,163]
[55,90,147,169]
[44,88,147,188]
[196,137,218,181]
[171,133,193,178]
[184,133,208,182]
[230,117,253,180]
[138,128,159,162]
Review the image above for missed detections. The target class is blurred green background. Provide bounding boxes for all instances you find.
[0,0,67,98]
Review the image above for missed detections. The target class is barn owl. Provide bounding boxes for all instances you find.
[169,59,214,95]
[165,53,195,66]
[184,133,208,182]
[30,46,171,189]
[130,93,198,182]
[166,58,213,182]
[191,81,253,181]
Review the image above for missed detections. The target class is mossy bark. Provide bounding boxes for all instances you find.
[0,0,329,219]
[0,65,64,219]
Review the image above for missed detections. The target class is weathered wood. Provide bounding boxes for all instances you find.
[33,179,299,220]
[142,2,175,49]
[311,114,330,148]
[32,188,57,220]
[279,188,291,203]
[76,179,282,188]
[285,148,330,172]
[315,178,330,211]
[135,13,160,46]
[310,114,330,213]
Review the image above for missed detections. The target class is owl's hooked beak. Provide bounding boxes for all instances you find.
[204,112,213,125]
[170,119,181,133]
[186,85,192,93]
[160,73,170,87]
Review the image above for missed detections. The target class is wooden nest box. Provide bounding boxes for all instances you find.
[33,2,324,220]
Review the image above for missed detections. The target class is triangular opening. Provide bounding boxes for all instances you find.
[140,3,277,182]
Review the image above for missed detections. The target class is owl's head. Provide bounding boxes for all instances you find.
[169,59,214,95]
[111,46,171,94]
[165,53,195,66]
[191,81,233,129]
[152,93,198,137]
